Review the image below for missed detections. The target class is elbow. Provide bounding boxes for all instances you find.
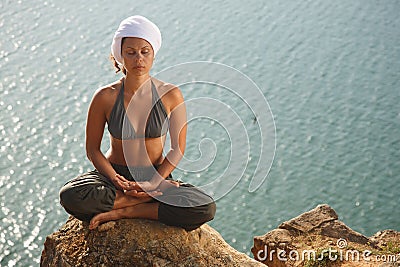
[175,143,186,159]
[167,147,184,167]
[180,143,186,157]
[177,140,186,158]
[86,150,93,162]
[177,144,185,159]
[176,149,185,163]
[85,146,97,163]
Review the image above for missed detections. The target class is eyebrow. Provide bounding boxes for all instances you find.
[126,45,150,50]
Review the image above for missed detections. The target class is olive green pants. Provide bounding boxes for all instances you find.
[59,164,216,231]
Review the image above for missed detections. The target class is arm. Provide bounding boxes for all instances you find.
[153,86,187,182]
[128,86,187,191]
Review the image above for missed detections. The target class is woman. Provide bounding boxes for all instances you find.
[59,15,216,231]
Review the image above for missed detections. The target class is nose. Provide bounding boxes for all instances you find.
[134,52,144,62]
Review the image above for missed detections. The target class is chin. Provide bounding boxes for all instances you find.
[128,69,148,75]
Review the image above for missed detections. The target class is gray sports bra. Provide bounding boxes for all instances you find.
[107,79,169,139]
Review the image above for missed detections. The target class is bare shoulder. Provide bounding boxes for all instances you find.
[93,80,121,101]
[90,80,122,106]
[151,77,183,100]
[152,77,184,113]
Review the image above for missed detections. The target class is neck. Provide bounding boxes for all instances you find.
[124,72,151,94]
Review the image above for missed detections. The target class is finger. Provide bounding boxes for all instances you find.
[163,180,179,188]
[112,178,123,189]
[116,174,130,183]
[126,190,162,198]
[130,183,146,191]
[148,190,163,197]
[124,190,138,196]
[170,181,180,187]
[116,176,135,191]
[131,192,149,198]
[125,190,149,198]
[127,184,142,191]
[114,179,129,191]
[123,181,134,190]
[116,176,131,187]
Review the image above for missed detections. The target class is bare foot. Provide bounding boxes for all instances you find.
[97,221,116,232]
[89,210,120,230]
[89,191,157,230]
[89,202,160,230]
[113,190,155,209]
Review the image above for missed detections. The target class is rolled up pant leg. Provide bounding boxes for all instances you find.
[157,184,217,231]
[59,170,116,222]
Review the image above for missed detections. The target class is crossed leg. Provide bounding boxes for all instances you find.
[89,190,159,230]
[112,190,152,209]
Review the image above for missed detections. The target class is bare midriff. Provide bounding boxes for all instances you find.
[106,134,166,167]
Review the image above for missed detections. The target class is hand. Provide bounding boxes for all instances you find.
[157,180,180,192]
[125,180,159,192]
[110,174,131,191]
[124,189,163,198]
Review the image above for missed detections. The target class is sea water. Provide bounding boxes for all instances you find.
[0,0,399,265]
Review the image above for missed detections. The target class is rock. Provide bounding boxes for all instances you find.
[370,230,400,249]
[41,216,263,267]
[318,219,371,245]
[278,204,338,233]
[252,204,400,267]
[278,204,370,245]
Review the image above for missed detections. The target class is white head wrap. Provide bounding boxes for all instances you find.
[111,15,162,65]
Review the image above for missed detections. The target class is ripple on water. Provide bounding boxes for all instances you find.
[1,0,400,265]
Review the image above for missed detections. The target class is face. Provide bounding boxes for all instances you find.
[121,37,154,76]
